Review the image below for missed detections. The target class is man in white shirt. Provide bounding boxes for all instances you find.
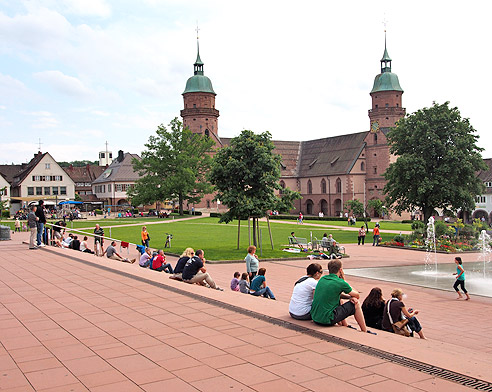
[289,263,323,320]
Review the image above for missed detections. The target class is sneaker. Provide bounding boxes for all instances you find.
[130,259,136,264]
[215,287,224,291]
[39,243,46,247]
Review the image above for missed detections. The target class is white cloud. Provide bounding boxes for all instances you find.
[62,0,111,18]
[33,70,92,97]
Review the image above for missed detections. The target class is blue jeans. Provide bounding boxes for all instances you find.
[37,222,44,245]
[373,235,380,246]
[250,286,276,299]
[154,263,174,273]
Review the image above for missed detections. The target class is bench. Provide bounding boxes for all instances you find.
[289,236,308,248]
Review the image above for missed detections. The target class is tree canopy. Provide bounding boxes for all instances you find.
[209,130,299,246]
[384,101,486,223]
[129,118,215,214]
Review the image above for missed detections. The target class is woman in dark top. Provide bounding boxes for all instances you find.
[382,288,426,339]
[171,247,194,280]
[362,287,385,330]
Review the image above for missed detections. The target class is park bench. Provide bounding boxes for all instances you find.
[288,236,308,248]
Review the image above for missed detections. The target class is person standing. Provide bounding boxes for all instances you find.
[453,257,470,300]
[358,225,366,245]
[141,226,150,247]
[14,218,21,232]
[372,223,380,246]
[93,224,104,255]
[28,205,39,249]
[298,212,303,224]
[35,200,47,247]
[245,245,259,282]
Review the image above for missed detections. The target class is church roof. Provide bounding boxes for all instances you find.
[295,132,367,177]
[371,72,403,93]
[183,41,215,95]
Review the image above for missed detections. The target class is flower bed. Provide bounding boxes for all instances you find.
[381,238,477,253]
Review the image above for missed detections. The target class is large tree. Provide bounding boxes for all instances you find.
[129,118,215,215]
[384,101,486,223]
[209,130,299,247]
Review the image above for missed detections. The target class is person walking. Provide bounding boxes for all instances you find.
[28,205,39,249]
[372,223,380,246]
[358,225,366,245]
[453,257,470,300]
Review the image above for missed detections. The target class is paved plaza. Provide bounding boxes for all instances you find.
[1,231,492,391]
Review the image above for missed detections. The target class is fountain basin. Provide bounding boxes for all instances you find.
[345,261,492,298]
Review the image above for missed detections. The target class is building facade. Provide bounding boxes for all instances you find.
[180,39,406,217]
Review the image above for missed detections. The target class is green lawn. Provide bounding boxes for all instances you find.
[275,218,413,231]
[2,216,402,260]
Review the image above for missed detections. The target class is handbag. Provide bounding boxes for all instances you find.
[386,299,411,337]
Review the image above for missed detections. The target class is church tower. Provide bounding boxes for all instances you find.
[364,35,406,211]
[180,38,221,148]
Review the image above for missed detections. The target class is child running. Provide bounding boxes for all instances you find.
[230,272,240,291]
[453,257,470,300]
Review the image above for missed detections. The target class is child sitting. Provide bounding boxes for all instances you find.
[230,272,240,291]
[238,272,250,294]
[250,268,276,300]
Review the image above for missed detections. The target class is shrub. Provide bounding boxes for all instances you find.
[268,215,371,222]
[393,234,405,243]
[434,220,449,238]
[411,220,425,231]
[210,212,222,218]
[402,219,414,224]
[191,211,202,216]
[95,209,103,215]
[460,224,476,239]
[1,210,9,218]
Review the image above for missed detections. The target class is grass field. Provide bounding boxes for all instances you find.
[2,216,404,260]
[274,219,413,231]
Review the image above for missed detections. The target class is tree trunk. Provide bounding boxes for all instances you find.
[252,217,257,247]
[178,193,183,215]
[237,218,241,250]
[266,215,274,250]
[248,217,251,246]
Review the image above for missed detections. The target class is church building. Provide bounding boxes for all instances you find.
[180,38,406,217]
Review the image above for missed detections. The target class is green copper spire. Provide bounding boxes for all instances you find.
[370,32,403,93]
[183,32,216,95]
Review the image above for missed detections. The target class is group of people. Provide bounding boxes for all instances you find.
[288,259,427,338]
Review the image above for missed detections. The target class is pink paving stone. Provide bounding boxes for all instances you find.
[191,375,256,392]
[89,380,143,392]
[17,357,63,373]
[284,350,343,370]
[0,354,18,371]
[118,333,163,349]
[199,353,246,369]
[242,352,289,368]
[267,342,307,356]
[1,334,42,350]
[320,363,373,380]
[363,379,428,392]
[220,362,280,385]
[107,353,160,373]
[141,377,200,392]
[157,354,201,371]
[412,377,477,392]
[366,362,434,383]
[8,346,54,363]
[263,361,326,384]
[76,369,128,388]
[251,378,308,392]
[36,382,90,392]
[347,373,388,387]
[24,367,79,390]
[0,368,32,390]
[63,355,114,376]
[49,344,95,361]
[300,376,368,392]
[124,368,176,385]
[136,344,184,362]
[178,342,227,360]
[172,364,222,383]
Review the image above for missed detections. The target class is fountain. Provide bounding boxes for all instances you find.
[345,218,492,298]
[423,216,437,274]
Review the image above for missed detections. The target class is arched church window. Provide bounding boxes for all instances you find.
[374,133,378,144]
[361,162,365,171]
[336,178,341,193]
[307,180,312,194]
[321,179,326,194]
[279,180,285,195]
[205,129,210,138]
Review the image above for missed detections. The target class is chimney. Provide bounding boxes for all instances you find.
[117,150,124,162]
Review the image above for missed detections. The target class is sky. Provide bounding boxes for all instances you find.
[1,0,491,165]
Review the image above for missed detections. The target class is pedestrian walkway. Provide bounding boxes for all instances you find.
[1,234,490,391]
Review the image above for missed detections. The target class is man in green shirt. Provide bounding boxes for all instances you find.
[311,259,369,333]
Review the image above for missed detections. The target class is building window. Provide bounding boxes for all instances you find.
[54,175,62,181]
[321,179,326,194]
[60,187,67,195]
[193,104,196,108]
[374,134,378,144]
[46,175,51,181]
[279,180,286,194]
[336,178,341,193]
[28,187,34,196]
[476,196,486,203]
[100,152,105,158]
[44,187,50,195]
[373,166,378,174]
[307,180,312,194]
[109,153,112,158]
[485,182,492,188]
[45,163,50,169]
[108,184,112,192]
[116,184,123,192]
[207,200,211,209]
[52,187,59,195]
[385,103,389,107]
[361,162,365,171]
[205,129,210,138]
[36,187,42,195]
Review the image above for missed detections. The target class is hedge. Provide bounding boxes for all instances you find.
[210,212,222,218]
[1,210,9,218]
[268,215,371,222]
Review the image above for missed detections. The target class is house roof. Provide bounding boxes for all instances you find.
[10,152,47,188]
[0,164,23,184]
[477,158,492,182]
[63,165,105,183]
[92,153,141,184]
